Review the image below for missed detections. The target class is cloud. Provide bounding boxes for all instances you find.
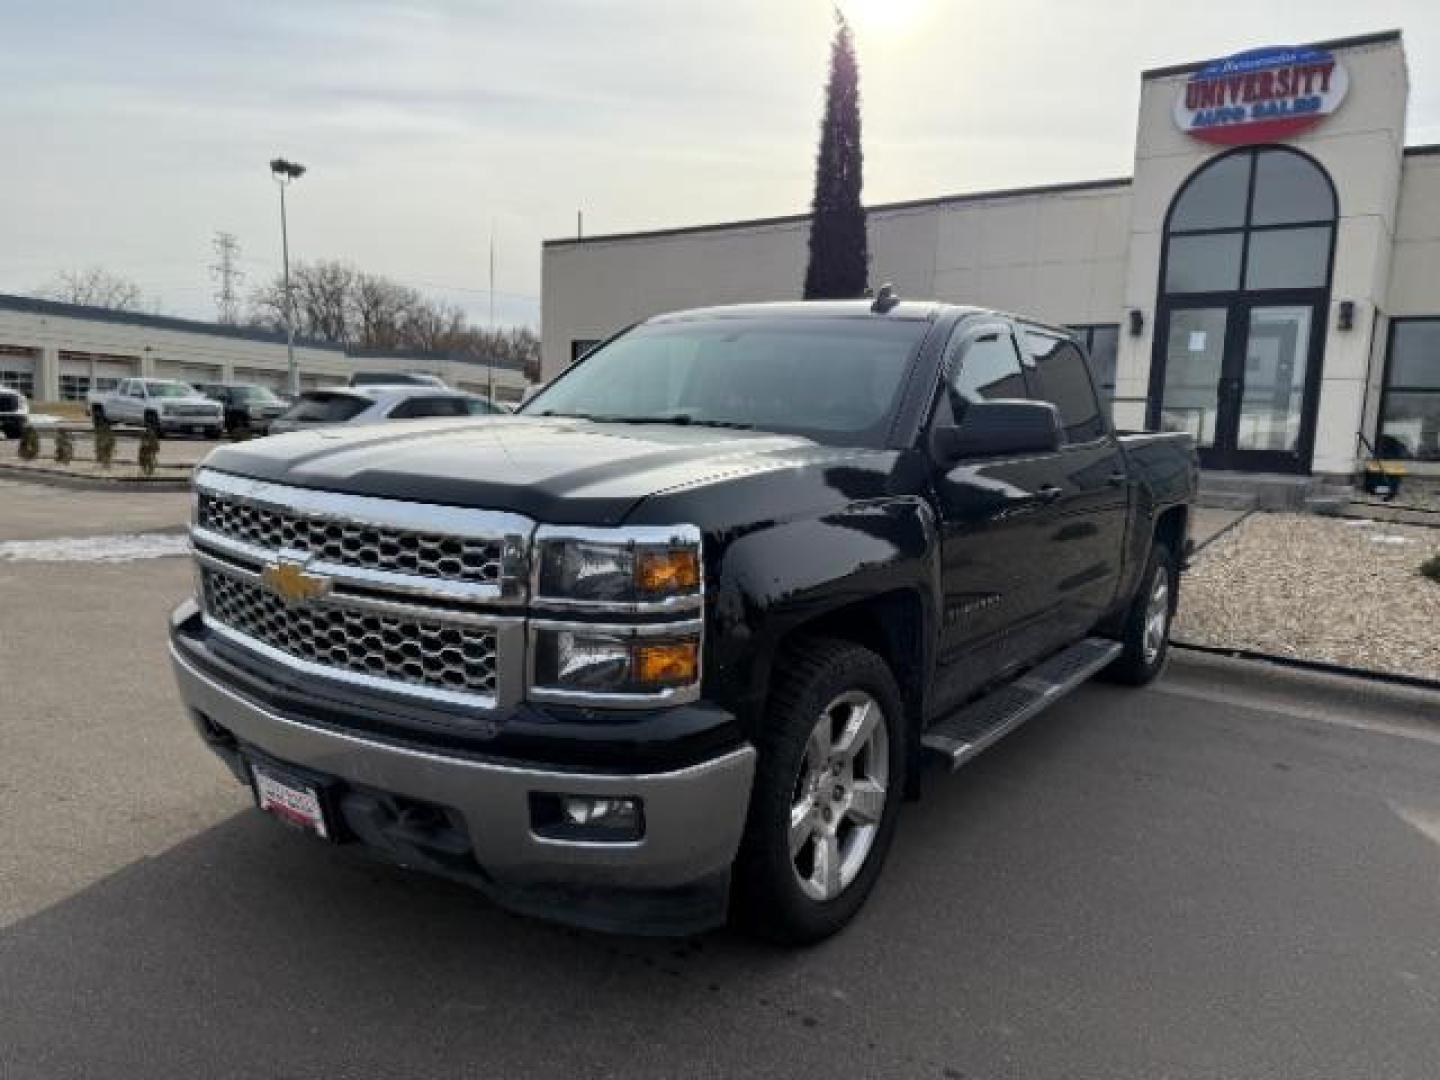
[3,0,1437,328]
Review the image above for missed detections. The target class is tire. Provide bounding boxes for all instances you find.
[734,638,905,944]
[1100,540,1177,686]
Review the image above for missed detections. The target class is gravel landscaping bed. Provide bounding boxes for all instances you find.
[1175,512,1440,680]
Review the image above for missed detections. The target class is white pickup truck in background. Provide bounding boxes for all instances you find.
[88,378,224,438]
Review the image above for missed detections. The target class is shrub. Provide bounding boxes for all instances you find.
[138,428,160,477]
[54,428,75,465]
[17,425,40,461]
[94,421,116,468]
[1422,553,1440,584]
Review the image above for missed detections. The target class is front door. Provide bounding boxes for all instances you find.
[1154,296,1325,473]
[930,321,1063,715]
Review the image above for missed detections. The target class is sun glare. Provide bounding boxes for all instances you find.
[840,0,931,34]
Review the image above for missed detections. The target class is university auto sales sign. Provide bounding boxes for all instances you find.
[1175,46,1348,145]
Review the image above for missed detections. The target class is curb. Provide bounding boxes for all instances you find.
[1165,646,1440,729]
[1171,640,1440,695]
[0,462,193,493]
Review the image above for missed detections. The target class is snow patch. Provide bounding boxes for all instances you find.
[0,533,190,562]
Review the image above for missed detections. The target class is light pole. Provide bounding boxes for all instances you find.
[269,157,306,395]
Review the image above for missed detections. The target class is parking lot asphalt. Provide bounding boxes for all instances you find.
[0,476,192,540]
[3,485,1440,1079]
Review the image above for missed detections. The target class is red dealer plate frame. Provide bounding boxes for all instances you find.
[252,764,331,840]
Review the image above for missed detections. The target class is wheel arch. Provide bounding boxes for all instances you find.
[769,588,933,799]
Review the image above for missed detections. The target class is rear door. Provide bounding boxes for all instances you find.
[1018,327,1130,640]
[928,320,1066,713]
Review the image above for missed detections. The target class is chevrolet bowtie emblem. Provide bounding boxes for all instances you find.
[261,558,330,604]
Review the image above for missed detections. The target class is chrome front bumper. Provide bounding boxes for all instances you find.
[170,641,756,896]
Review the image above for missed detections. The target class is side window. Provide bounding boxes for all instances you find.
[1024,331,1106,444]
[130,381,146,399]
[948,329,1027,408]
[389,396,470,420]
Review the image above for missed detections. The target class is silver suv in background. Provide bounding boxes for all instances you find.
[268,386,505,434]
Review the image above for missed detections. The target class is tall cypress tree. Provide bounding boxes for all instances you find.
[803,10,868,300]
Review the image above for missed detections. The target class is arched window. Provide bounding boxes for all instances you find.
[1163,147,1336,295]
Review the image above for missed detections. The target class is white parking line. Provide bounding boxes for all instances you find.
[0,533,190,562]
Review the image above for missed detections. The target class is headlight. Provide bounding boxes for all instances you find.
[534,526,701,609]
[530,624,701,701]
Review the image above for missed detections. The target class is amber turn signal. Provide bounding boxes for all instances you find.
[635,549,700,595]
[633,641,699,687]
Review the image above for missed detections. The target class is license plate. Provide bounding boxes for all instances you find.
[252,765,330,839]
[191,425,206,434]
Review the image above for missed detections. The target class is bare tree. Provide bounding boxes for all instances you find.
[247,261,540,375]
[37,267,146,311]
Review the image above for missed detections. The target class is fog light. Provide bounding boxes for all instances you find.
[530,793,644,841]
[563,796,637,827]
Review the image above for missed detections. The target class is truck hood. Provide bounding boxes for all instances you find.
[199,416,894,526]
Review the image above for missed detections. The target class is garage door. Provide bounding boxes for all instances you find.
[179,364,221,385]
[300,374,347,391]
[0,345,38,398]
[233,368,285,391]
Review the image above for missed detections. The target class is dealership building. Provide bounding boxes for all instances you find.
[542,30,1440,479]
[0,293,533,405]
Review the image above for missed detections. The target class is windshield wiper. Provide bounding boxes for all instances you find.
[584,414,756,430]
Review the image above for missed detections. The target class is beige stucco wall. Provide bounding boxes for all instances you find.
[1389,151,1440,316]
[541,183,1133,382]
[1113,36,1410,476]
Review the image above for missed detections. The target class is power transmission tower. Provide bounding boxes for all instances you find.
[210,231,245,325]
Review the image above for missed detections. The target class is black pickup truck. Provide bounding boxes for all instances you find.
[169,297,1196,942]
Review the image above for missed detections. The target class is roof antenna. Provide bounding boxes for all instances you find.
[871,283,899,313]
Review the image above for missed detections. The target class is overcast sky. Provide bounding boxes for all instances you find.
[4,0,1439,329]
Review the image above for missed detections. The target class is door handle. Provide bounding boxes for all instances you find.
[1106,471,1127,487]
[1037,484,1063,503]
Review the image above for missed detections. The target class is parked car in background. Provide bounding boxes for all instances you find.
[267,386,504,434]
[172,297,1196,943]
[0,387,29,439]
[195,383,290,435]
[89,378,223,438]
[348,372,447,388]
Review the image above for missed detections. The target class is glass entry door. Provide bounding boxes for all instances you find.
[1155,297,1325,472]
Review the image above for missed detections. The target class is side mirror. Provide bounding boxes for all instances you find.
[932,398,1062,463]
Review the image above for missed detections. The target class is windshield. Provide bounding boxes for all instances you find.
[281,391,370,422]
[522,317,929,445]
[144,381,196,399]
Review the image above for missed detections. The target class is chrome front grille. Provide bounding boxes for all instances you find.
[198,489,504,586]
[191,469,532,708]
[202,568,498,697]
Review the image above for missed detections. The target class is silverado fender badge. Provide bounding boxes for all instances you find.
[261,558,331,604]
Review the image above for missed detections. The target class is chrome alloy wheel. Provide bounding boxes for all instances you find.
[789,690,890,902]
[1142,565,1171,665]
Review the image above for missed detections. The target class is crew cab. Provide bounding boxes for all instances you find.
[169,297,1196,942]
[90,378,223,438]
